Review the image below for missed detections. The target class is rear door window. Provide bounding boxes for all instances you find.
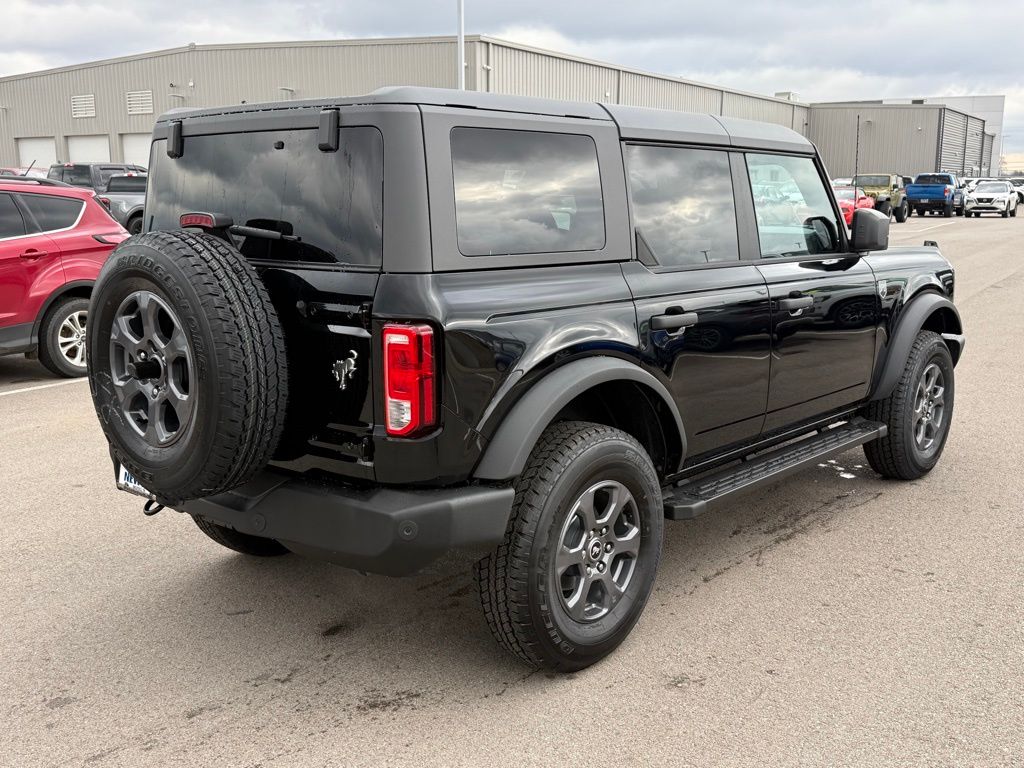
[625,145,739,267]
[451,127,605,256]
[18,194,85,233]
[147,127,384,266]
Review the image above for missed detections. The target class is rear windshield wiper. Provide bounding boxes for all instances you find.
[229,224,300,242]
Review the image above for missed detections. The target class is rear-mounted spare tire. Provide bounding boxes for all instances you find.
[87,230,288,505]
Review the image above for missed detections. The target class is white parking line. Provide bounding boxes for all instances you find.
[895,222,957,235]
[0,378,89,398]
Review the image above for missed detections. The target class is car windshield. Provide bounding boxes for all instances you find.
[853,175,888,187]
[975,182,1008,193]
[914,174,951,185]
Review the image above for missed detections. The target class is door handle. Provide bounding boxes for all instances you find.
[19,248,48,260]
[778,294,813,311]
[651,308,699,331]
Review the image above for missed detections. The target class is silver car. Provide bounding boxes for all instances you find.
[98,174,146,234]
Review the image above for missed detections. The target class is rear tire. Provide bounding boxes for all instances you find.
[126,215,143,235]
[862,331,954,480]
[475,421,663,671]
[943,202,953,218]
[193,516,289,556]
[894,200,908,223]
[38,296,90,378]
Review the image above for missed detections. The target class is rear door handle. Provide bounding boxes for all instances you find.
[19,248,48,260]
[651,309,699,331]
[778,294,813,311]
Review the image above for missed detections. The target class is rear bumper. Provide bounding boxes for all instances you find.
[179,471,515,576]
[908,198,951,209]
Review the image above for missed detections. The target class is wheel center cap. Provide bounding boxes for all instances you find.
[588,539,604,561]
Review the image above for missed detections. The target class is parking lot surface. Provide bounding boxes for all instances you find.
[2,216,1022,767]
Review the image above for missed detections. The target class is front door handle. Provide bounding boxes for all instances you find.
[19,248,48,260]
[778,294,813,311]
[651,308,699,331]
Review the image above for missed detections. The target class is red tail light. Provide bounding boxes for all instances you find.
[383,323,436,437]
[945,185,953,195]
[98,197,111,209]
[180,212,216,228]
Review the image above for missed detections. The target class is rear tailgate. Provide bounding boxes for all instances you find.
[144,124,384,477]
[906,184,949,201]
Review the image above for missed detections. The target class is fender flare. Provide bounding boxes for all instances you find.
[473,356,686,481]
[30,279,94,343]
[870,293,963,401]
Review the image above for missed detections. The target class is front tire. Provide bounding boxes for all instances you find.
[38,296,90,378]
[894,200,908,223]
[475,421,663,671]
[862,331,954,480]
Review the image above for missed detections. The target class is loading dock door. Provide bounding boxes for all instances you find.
[121,133,152,167]
[67,135,111,163]
[16,137,57,168]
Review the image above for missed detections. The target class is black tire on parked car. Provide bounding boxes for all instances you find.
[894,200,909,223]
[193,516,290,556]
[475,421,664,671]
[87,230,289,506]
[1011,206,1018,218]
[126,215,143,235]
[1001,205,1010,218]
[943,202,953,218]
[37,295,90,378]
[916,207,925,217]
[862,330,954,481]
[875,200,892,217]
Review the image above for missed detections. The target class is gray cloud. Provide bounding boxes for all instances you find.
[3,0,1022,155]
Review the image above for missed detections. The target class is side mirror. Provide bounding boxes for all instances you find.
[850,208,889,252]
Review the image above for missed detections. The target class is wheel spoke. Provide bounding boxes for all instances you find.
[70,343,85,366]
[161,325,189,361]
[614,526,641,558]
[564,573,594,621]
[165,387,193,429]
[138,292,161,341]
[555,544,585,575]
[574,489,598,530]
[597,572,626,610]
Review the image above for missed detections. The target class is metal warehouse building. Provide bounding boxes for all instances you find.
[0,35,812,168]
[809,101,996,178]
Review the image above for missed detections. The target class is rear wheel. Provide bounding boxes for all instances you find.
[943,202,953,218]
[862,331,954,480]
[38,296,90,378]
[475,421,663,671]
[126,215,143,235]
[193,516,289,556]
[894,200,908,223]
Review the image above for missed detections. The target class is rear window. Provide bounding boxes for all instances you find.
[914,174,952,185]
[451,127,605,257]
[105,176,147,193]
[147,127,383,266]
[64,166,94,187]
[18,193,84,232]
[853,175,889,187]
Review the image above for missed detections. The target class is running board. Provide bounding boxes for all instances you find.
[663,418,887,520]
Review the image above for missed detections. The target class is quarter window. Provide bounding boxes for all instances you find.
[18,194,84,232]
[451,127,605,256]
[625,145,739,267]
[747,154,842,258]
[0,194,26,238]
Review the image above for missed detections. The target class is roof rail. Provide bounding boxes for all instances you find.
[0,176,71,187]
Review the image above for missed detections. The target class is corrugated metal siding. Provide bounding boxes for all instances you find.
[939,109,968,173]
[964,115,984,175]
[617,72,721,113]
[792,105,809,133]
[0,36,810,165]
[808,105,942,178]
[982,133,994,175]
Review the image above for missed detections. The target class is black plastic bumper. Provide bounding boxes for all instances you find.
[179,471,515,576]
[909,199,950,210]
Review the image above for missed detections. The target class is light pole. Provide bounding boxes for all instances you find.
[853,114,861,181]
[457,0,465,90]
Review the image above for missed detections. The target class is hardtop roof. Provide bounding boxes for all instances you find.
[155,86,813,154]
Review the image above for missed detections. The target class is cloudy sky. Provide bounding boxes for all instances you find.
[4,0,1022,162]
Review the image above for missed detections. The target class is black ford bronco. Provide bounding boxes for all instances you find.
[87,87,964,671]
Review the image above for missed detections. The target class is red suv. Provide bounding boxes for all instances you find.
[0,178,128,376]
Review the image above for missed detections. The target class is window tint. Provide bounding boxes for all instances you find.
[147,127,383,266]
[105,175,147,193]
[914,174,953,185]
[97,166,130,189]
[747,154,841,258]
[65,166,93,187]
[625,145,738,267]
[451,127,604,256]
[0,194,26,238]
[19,194,84,232]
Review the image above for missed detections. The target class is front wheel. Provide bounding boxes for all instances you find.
[475,421,663,671]
[894,200,909,223]
[862,331,954,480]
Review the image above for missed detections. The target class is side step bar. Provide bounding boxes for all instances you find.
[663,418,887,520]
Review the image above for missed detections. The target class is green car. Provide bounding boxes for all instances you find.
[852,173,909,222]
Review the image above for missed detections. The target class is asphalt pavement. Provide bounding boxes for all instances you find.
[1,214,1022,767]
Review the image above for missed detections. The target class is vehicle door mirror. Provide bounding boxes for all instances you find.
[850,208,889,252]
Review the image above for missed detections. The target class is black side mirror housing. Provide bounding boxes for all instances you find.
[850,208,890,252]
